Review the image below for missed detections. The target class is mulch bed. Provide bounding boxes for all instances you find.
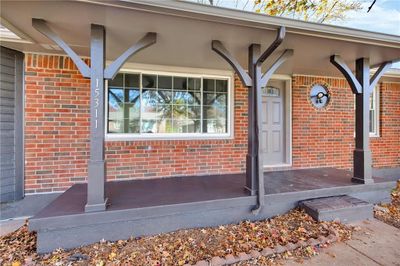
[374,180,400,229]
[0,209,352,266]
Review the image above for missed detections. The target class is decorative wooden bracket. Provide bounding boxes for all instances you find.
[32,18,157,212]
[104,32,156,79]
[32,18,91,78]
[33,18,157,81]
[256,26,286,65]
[260,49,294,87]
[212,26,293,215]
[211,40,252,87]
[369,61,392,91]
[330,55,362,94]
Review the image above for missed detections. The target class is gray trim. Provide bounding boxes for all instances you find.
[14,50,24,200]
[0,46,24,203]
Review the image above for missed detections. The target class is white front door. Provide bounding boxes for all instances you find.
[261,79,286,166]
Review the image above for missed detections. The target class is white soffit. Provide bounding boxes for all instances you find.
[0,0,399,77]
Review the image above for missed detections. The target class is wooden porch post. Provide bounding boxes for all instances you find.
[32,18,156,212]
[331,56,392,184]
[212,27,292,214]
[86,24,107,212]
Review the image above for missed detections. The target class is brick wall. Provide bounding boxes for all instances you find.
[24,53,400,193]
[292,75,400,170]
[24,53,247,193]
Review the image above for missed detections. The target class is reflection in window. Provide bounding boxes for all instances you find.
[107,73,229,135]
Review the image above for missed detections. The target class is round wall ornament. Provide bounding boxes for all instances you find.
[309,83,330,109]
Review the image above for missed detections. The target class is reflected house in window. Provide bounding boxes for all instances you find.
[107,72,229,136]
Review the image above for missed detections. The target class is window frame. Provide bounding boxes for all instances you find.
[369,85,380,137]
[105,68,234,141]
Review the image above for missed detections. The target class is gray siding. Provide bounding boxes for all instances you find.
[0,46,24,203]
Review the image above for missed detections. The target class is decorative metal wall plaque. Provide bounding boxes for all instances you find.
[309,83,330,109]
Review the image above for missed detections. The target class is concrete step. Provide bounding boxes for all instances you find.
[299,195,373,223]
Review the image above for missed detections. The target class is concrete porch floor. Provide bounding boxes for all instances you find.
[33,167,398,220]
[28,167,398,252]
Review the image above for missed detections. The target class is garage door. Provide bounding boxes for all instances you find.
[0,46,24,203]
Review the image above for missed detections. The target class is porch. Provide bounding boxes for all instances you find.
[30,167,398,252]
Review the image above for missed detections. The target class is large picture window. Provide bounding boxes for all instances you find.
[107,72,231,139]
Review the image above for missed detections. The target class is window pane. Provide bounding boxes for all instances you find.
[142,120,157,133]
[125,74,140,88]
[142,90,158,119]
[142,74,156,88]
[108,120,124,133]
[369,110,375,133]
[216,79,228,93]
[108,73,123,87]
[203,93,216,105]
[187,92,201,105]
[158,75,172,90]
[174,77,187,90]
[108,89,124,126]
[187,106,201,119]
[188,78,201,91]
[157,90,172,104]
[125,102,140,119]
[203,119,227,133]
[155,118,173,133]
[126,119,140,133]
[203,79,215,92]
[172,119,186,133]
[173,90,188,105]
[187,120,201,133]
[215,93,227,107]
[128,89,140,103]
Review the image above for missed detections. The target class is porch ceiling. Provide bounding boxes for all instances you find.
[1,0,399,77]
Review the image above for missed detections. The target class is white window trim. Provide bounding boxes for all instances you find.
[353,85,380,138]
[105,67,235,141]
[370,85,380,137]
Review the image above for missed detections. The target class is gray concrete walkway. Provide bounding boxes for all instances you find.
[285,219,400,266]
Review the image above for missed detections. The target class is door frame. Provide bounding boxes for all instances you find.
[263,74,292,169]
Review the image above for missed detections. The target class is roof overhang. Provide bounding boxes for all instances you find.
[1,0,399,77]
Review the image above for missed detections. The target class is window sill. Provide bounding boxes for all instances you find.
[105,133,234,141]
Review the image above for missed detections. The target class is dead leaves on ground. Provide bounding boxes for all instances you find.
[374,180,400,228]
[0,209,352,266]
